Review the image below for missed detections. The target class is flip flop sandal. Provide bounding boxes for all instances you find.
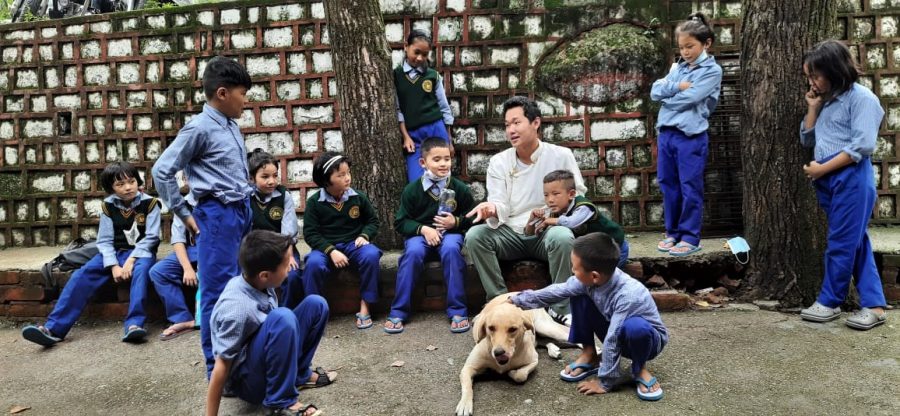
[21,325,61,347]
[267,403,322,416]
[122,326,147,343]
[559,362,598,382]
[657,237,677,252]
[450,316,470,333]
[355,313,373,329]
[383,317,404,334]
[636,376,664,401]
[298,367,337,390]
[159,325,195,341]
[669,242,701,257]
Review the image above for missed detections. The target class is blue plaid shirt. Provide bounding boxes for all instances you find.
[210,276,278,370]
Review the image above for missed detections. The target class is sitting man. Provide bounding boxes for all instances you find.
[465,96,586,325]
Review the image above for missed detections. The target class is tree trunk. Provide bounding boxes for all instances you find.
[324,0,405,249]
[740,0,836,306]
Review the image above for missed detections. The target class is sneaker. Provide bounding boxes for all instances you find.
[800,302,841,323]
[547,308,572,326]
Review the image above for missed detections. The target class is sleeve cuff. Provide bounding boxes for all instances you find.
[842,146,863,163]
[359,234,370,241]
[130,249,151,259]
[416,225,423,235]
[103,255,118,268]
[173,205,192,220]
[323,245,336,255]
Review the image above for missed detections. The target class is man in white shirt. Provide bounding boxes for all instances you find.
[465,96,586,323]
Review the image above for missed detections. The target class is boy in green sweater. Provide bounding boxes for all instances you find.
[302,152,382,329]
[386,138,476,334]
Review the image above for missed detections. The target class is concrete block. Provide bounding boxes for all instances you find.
[73,171,91,191]
[221,9,241,25]
[41,27,57,38]
[141,37,172,55]
[245,134,269,152]
[182,35,195,52]
[25,147,36,163]
[23,119,54,139]
[0,72,6,89]
[438,17,462,42]
[38,45,53,62]
[63,67,77,88]
[385,22,404,43]
[460,47,482,66]
[81,41,101,59]
[43,145,56,164]
[147,62,160,83]
[604,147,625,169]
[248,83,271,102]
[231,30,257,49]
[160,114,175,130]
[312,52,333,73]
[267,4,304,21]
[620,175,641,197]
[15,70,38,89]
[31,173,65,193]
[93,117,106,135]
[288,53,307,74]
[248,7,259,23]
[174,13,189,27]
[467,98,487,118]
[0,120,13,139]
[64,24,84,35]
[167,61,191,81]
[488,46,520,65]
[80,226,98,240]
[90,21,111,33]
[125,141,139,161]
[293,105,334,125]
[60,143,80,164]
[84,65,110,86]
[264,27,293,48]
[541,121,583,143]
[107,39,133,58]
[145,139,161,160]
[77,117,87,136]
[135,115,153,131]
[324,130,343,152]
[466,153,491,176]
[4,147,17,165]
[106,141,121,161]
[53,94,81,110]
[299,131,318,153]
[85,142,101,163]
[5,96,23,112]
[127,91,147,108]
[198,10,215,26]
[468,15,494,40]
[112,117,127,133]
[2,47,18,64]
[329,79,337,97]
[238,109,256,129]
[15,202,29,221]
[269,132,294,155]
[247,55,281,77]
[277,81,302,101]
[867,45,886,70]
[31,96,47,112]
[877,196,895,218]
[261,107,288,127]
[888,164,899,188]
[453,127,477,146]
[633,144,652,167]
[446,0,466,11]
[390,49,404,68]
[310,2,325,19]
[306,79,324,99]
[4,30,34,41]
[591,119,646,141]
[573,147,599,170]
[153,91,168,109]
[286,159,314,183]
[300,25,315,45]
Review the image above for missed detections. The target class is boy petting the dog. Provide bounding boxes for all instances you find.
[509,232,669,401]
[207,230,334,416]
[388,137,475,334]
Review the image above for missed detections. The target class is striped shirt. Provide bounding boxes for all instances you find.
[151,104,252,220]
[511,270,668,391]
[210,276,278,369]
[97,192,161,268]
[799,83,885,163]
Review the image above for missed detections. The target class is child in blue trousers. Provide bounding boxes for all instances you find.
[387,138,475,334]
[510,233,669,402]
[650,12,723,257]
[798,40,888,330]
[207,230,335,416]
[23,162,160,346]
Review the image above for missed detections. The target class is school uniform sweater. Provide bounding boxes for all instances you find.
[558,195,625,244]
[303,189,379,254]
[394,177,476,237]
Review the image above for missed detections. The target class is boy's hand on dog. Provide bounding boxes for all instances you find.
[330,250,350,268]
[421,226,442,246]
[576,379,608,395]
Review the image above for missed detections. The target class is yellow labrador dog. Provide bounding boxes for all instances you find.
[455,292,570,416]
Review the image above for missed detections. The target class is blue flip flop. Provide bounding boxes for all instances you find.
[450,316,470,334]
[22,325,61,347]
[355,313,373,329]
[636,376,664,401]
[383,317,404,334]
[122,326,147,343]
[669,242,701,257]
[559,362,598,382]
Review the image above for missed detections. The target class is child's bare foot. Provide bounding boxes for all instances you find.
[636,368,661,394]
[450,315,470,333]
[384,317,404,334]
[564,349,600,378]
[159,320,195,341]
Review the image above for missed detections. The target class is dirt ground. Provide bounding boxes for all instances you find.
[1,308,898,416]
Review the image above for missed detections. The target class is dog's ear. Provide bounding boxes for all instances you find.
[473,312,489,343]
[523,311,535,332]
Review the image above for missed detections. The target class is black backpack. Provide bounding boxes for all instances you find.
[40,238,99,297]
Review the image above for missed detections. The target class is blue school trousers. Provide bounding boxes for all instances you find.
[231,295,329,409]
[813,155,886,308]
[278,250,305,309]
[149,245,199,324]
[405,119,450,182]
[45,250,154,338]
[303,242,382,304]
[657,127,708,246]
[390,234,467,320]
[195,197,251,376]
[618,240,630,268]
[569,296,664,377]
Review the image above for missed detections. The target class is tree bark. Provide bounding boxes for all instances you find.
[324,0,405,249]
[740,0,836,306]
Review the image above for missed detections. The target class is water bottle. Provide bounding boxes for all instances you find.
[438,188,456,215]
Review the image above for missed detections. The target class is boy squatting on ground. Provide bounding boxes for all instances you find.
[386,137,476,334]
[23,162,161,345]
[509,232,669,402]
[207,230,336,416]
[152,56,254,376]
[149,173,199,341]
[525,169,630,268]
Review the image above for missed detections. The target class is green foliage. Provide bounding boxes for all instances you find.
[21,6,47,22]
[0,0,12,22]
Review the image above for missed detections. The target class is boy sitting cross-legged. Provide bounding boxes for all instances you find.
[509,232,669,402]
[207,230,336,416]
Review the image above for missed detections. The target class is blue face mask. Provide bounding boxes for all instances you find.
[725,236,750,264]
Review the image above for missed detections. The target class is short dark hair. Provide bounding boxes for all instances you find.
[239,230,293,280]
[406,29,432,47]
[248,148,278,178]
[203,56,252,99]
[572,232,620,277]
[312,152,351,188]
[676,12,715,45]
[100,161,143,194]
[421,137,451,157]
[502,96,541,122]
[543,169,576,191]
[803,40,859,97]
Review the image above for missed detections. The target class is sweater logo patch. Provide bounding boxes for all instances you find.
[269,207,284,221]
[422,79,433,93]
[135,214,146,225]
[349,206,360,219]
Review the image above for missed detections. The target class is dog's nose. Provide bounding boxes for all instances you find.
[492,347,506,357]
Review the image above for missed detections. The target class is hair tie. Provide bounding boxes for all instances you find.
[322,155,344,173]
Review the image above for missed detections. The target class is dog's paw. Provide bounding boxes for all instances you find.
[455,399,474,416]
[508,368,530,383]
[546,342,561,359]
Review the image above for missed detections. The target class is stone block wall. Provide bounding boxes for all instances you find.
[0,0,897,248]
